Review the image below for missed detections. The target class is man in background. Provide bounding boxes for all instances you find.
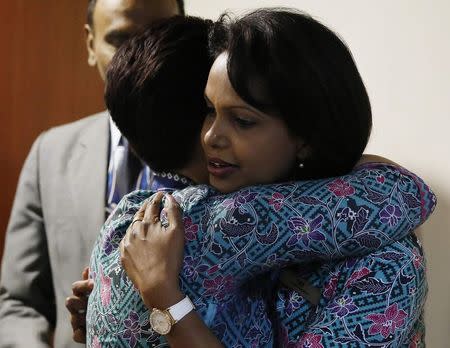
[0,1,184,347]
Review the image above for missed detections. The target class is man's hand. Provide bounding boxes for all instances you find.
[65,267,94,343]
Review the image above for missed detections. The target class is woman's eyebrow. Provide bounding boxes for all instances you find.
[204,93,267,119]
[229,106,266,119]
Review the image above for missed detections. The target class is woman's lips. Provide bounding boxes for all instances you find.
[207,158,238,178]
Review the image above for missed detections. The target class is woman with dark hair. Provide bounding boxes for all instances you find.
[83,10,435,348]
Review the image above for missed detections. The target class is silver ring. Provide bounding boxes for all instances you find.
[130,219,143,229]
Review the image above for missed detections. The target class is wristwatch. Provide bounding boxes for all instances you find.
[149,296,195,335]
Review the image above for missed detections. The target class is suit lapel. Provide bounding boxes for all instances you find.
[67,113,109,254]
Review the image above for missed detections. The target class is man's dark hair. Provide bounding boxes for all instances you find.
[209,8,372,180]
[105,16,212,172]
[87,0,185,27]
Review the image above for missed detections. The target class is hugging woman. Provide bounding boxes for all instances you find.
[83,10,436,348]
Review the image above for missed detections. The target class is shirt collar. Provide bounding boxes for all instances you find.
[109,117,122,155]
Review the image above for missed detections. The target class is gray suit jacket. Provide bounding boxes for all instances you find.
[0,112,109,347]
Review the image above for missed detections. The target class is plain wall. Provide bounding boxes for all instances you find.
[0,1,104,261]
[186,0,450,346]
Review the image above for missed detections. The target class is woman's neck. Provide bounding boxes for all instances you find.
[177,164,208,185]
[177,144,209,185]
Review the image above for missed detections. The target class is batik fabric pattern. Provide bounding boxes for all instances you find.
[277,234,428,347]
[275,163,434,347]
[86,163,436,347]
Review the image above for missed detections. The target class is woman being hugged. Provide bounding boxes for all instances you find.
[83,10,435,348]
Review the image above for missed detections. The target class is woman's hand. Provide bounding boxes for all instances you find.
[119,191,185,310]
[120,192,224,347]
[65,267,94,343]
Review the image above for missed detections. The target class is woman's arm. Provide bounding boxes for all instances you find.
[166,312,224,348]
[175,162,436,289]
[120,193,224,348]
[95,161,435,295]
[281,235,426,347]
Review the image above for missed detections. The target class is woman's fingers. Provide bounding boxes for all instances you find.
[81,267,89,281]
[128,200,150,239]
[134,199,149,221]
[123,221,133,246]
[70,309,87,334]
[71,279,94,297]
[143,191,164,225]
[67,294,87,343]
[72,328,87,344]
[165,194,182,230]
[119,239,126,272]
[65,295,88,315]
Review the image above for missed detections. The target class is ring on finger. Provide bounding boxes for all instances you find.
[130,219,143,229]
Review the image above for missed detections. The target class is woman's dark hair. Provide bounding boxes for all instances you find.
[105,16,213,172]
[209,8,372,180]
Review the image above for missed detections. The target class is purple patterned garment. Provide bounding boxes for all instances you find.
[274,164,434,347]
[86,163,436,347]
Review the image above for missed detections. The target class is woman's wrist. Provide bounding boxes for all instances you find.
[141,283,184,310]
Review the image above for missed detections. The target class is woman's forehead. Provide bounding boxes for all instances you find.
[206,53,275,119]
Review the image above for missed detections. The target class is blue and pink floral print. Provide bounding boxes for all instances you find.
[86,163,436,347]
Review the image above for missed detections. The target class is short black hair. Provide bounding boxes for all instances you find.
[87,0,185,27]
[105,16,213,172]
[209,8,372,180]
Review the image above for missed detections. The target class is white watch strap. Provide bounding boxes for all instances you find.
[167,296,195,322]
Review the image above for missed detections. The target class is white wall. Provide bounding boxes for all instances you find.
[186,1,450,346]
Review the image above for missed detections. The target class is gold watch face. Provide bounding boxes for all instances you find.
[150,309,172,335]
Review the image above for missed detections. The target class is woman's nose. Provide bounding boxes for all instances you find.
[203,116,229,149]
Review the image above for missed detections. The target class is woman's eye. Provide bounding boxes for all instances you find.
[234,116,256,128]
[205,107,216,117]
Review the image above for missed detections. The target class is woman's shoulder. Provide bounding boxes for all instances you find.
[356,154,400,167]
